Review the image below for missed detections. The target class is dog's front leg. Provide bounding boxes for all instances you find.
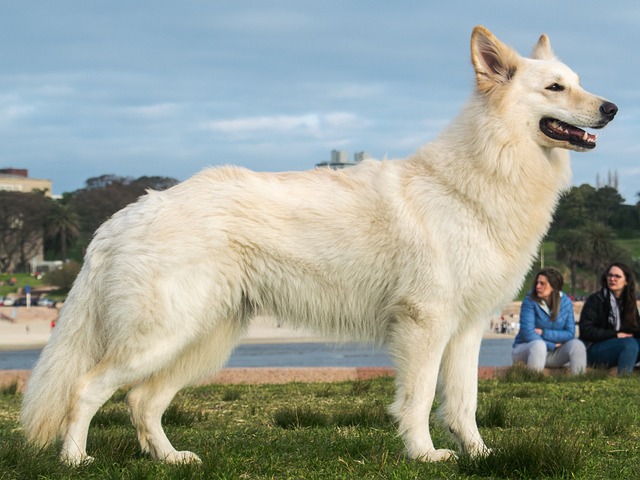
[387,317,455,462]
[437,318,489,457]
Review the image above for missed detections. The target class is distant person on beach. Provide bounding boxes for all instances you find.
[579,262,640,374]
[512,268,586,374]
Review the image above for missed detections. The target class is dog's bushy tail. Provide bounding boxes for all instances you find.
[20,276,101,447]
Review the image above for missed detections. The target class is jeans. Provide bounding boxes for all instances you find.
[512,339,586,374]
[587,337,640,374]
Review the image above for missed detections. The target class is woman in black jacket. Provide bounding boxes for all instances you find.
[579,262,640,374]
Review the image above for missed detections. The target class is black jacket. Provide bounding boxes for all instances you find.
[579,289,640,345]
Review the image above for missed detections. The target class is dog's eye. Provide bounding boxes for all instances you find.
[546,83,565,92]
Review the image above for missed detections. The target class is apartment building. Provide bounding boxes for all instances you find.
[0,168,52,197]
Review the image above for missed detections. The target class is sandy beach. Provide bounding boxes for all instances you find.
[0,307,338,351]
[0,305,520,351]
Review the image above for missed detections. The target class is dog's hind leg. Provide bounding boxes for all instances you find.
[437,319,488,457]
[127,319,245,463]
[61,316,244,465]
[387,313,455,462]
[61,364,132,465]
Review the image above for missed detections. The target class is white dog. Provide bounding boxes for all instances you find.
[21,26,616,465]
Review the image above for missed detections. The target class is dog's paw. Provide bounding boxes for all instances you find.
[164,450,202,464]
[415,448,456,462]
[60,451,95,467]
[465,443,492,458]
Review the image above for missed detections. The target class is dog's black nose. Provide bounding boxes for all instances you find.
[600,101,618,121]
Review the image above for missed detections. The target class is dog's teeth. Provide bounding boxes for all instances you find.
[583,132,588,141]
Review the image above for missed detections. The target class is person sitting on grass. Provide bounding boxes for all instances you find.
[579,262,640,374]
[512,268,586,374]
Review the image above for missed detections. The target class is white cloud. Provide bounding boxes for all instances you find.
[203,112,363,137]
[211,10,314,34]
[0,95,36,122]
[323,83,386,100]
[123,103,180,118]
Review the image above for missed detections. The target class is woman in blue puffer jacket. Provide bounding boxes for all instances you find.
[512,268,586,374]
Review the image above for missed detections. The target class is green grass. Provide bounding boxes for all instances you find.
[2,375,640,479]
[0,273,47,297]
[617,238,640,258]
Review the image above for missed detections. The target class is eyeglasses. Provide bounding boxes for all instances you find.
[607,274,623,279]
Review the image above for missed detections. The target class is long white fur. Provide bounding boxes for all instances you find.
[21,26,615,465]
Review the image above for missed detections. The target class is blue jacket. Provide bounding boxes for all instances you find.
[512,293,576,351]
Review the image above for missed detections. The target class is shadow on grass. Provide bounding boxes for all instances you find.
[458,426,583,479]
[0,382,18,396]
[273,402,392,430]
[503,363,612,383]
[91,402,207,428]
[476,397,511,429]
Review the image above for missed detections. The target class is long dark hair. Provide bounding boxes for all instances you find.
[529,267,564,320]
[600,262,639,331]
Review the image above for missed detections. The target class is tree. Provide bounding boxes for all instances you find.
[43,260,81,291]
[46,200,81,261]
[71,176,138,235]
[555,229,590,297]
[132,176,179,191]
[556,222,631,294]
[70,175,179,238]
[585,222,628,283]
[0,192,55,272]
[550,184,595,232]
[589,186,625,225]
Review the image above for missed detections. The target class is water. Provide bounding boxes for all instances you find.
[0,338,514,370]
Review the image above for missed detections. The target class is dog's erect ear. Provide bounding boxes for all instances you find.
[531,34,556,60]
[471,26,521,94]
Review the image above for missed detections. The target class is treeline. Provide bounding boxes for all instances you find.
[550,184,639,236]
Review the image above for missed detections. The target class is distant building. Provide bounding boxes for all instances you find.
[353,151,373,162]
[315,150,373,170]
[0,168,53,197]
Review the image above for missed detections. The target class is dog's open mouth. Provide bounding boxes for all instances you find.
[539,118,597,149]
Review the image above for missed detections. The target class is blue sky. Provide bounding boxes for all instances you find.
[1,1,638,203]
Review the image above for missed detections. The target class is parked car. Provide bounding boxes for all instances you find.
[13,297,27,307]
[0,297,15,306]
[38,297,56,308]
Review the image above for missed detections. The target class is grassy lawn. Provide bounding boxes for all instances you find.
[0,273,47,297]
[618,238,640,258]
[2,370,640,479]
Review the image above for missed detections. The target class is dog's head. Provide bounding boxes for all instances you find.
[470,26,617,152]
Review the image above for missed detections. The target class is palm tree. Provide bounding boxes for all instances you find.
[47,201,80,261]
[555,229,590,297]
[557,223,627,294]
[584,222,625,287]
